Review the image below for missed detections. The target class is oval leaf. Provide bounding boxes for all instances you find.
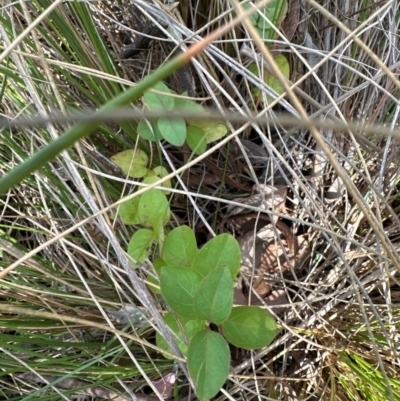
[194,266,233,324]
[117,196,141,225]
[160,266,202,319]
[175,96,205,114]
[145,166,172,194]
[264,54,290,100]
[205,123,228,144]
[138,189,170,229]
[184,319,206,342]
[157,116,187,146]
[191,233,241,278]
[162,225,198,267]
[152,166,169,177]
[249,54,290,102]
[187,329,230,400]
[156,312,189,359]
[187,120,228,144]
[153,258,166,274]
[156,312,205,359]
[248,63,265,100]
[137,119,162,141]
[260,0,288,40]
[243,0,288,42]
[147,258,166,294]
[147,269,161,294]
[127,228,154,265]
[186,125,207,155]
[221,306,277,350]
[110,149,149,178]
[242,2,259,25]
[143,81,174,112]
[142,175,172,195]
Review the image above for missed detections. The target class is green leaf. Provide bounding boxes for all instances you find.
[242,2,259,26]
[221,306,277,350]
[184,319,206,342]
[143,81,174,111]
[205,123,228,144]
[110,149,149,178]
[153,258,167,273]
[138,189,170,229]
[160,266,202,319]
[117,196,141,225]
[260,0,288,40]
[142,175,172,195]
[257,17,272,31]
[144,166,172,195]
[186,125,207,155]
[191,233,241,278]
[194,266,233,324]
[156,312,187,358]
[162,225,198,267]
[256,27,267,39]
[147,269,161,294]
[248,63,264,99]
[147,258,166,294]
[187,329,230,400]
[154,219,166,248]
[156,312,205,359]
[249,54,290,102]
[127,228,154,265]
[265,54,289,94]
[175,96,205,114]
[157,116,187,146]
[187,120,228,144]
[152,166,169,177]
[243,0,288,42]
[137,119,163,141]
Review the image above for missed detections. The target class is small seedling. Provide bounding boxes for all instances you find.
[243,0,290,105]
[111,149,172,195]
[110,147,172,225]
[112,80,230,227]
[138,81,228,154]
[123,188,277,399]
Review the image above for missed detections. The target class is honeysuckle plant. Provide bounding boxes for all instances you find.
[123,188,277,399]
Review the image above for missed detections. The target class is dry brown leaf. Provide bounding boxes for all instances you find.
[237,221,297,298]
[223,184,288,235]
[223,184,302,310]
[226,184,287,217]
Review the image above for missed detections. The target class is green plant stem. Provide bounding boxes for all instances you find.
[0,55,185,195]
